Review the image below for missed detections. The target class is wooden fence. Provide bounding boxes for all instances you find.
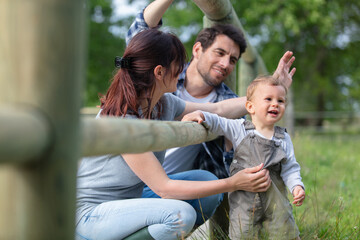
[0,0,266,238]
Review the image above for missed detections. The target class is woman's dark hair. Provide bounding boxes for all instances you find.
[100,29,187,119]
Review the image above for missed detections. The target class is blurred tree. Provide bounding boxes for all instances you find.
[85,0,126,106]
[160,0,204,57]
[230,0,360,127]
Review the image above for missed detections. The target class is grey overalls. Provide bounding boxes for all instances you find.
[228,121,299,240]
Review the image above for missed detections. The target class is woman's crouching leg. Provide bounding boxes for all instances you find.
[147,199,197,239]
[76,198,196,240]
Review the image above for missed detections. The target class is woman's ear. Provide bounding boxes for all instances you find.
[245,100,255,114]
[154,65,164,81]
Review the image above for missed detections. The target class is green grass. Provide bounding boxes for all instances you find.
[292,132,360,239]
[189,131,360,239]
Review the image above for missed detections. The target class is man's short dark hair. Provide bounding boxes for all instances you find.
[194,24,247,59]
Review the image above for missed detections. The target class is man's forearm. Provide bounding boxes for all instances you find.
[144,0,173,28]
[126,0,172,45]
[215,96,247,119]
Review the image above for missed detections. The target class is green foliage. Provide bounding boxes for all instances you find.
[292,132,360,239]
[162,0,204,58]
[230,0,360,115]
[85,0,360,119]
[85,0,126,106]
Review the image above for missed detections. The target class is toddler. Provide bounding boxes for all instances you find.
[182,75,305,239]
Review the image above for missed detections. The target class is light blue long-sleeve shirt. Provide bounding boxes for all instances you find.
[202,111,304,193]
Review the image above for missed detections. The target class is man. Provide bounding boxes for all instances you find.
[127,0,296,179]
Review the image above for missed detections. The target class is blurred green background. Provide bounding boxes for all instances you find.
[83,0,360,131]
[84,0,359,131]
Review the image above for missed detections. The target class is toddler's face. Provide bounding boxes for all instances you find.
[251,83,286,125]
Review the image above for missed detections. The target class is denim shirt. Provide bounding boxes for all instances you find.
[126,9,241,178]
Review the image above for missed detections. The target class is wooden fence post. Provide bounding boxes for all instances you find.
[0,0,86,238]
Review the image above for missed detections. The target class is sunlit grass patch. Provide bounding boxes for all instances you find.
[292,132,360,239]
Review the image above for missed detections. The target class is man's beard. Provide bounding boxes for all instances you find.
[198,64,227,87]
[201,73,224,87]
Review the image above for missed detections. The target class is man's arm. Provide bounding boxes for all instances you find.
[126,0,173,44]
[144,0,173,27]
[176,96,247,121]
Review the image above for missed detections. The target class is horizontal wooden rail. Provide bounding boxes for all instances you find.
[0,107,51,163]
[0,107,218,161]
[81,117,217,156]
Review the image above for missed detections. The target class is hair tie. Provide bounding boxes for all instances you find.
[115,56,131,69]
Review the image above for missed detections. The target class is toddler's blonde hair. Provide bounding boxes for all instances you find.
[246,75,288,101]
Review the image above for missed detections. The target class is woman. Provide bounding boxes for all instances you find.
[75,29,270,240]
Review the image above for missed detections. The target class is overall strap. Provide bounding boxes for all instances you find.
[244,120,286,140]
[243,120,256,131]
[273,126,286,139]
[243,121,256,138]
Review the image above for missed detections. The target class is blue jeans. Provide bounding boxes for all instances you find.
[75,170,222,240]
[142,170,223,225]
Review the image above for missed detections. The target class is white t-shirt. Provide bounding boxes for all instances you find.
[163,88,217,175]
